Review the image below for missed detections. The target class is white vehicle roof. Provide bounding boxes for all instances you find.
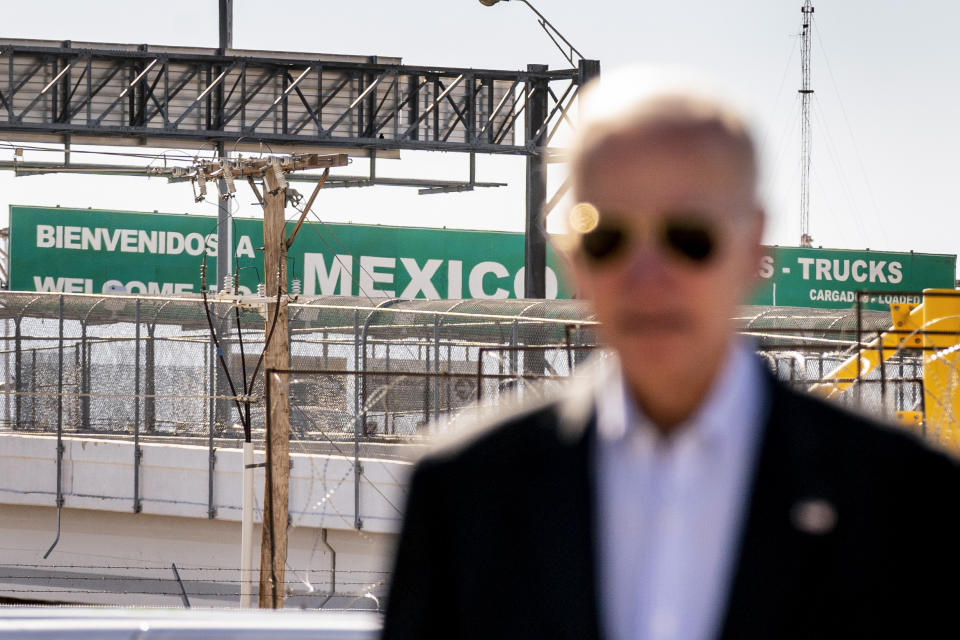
[0,607,381,639]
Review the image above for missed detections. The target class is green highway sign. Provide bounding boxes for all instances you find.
[8,206,955,310]
[8,206,570,300]
[750,246,956,310]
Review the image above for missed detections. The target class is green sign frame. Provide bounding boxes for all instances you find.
[750,246,956,310]
[8,206,955,311]
[8,206,569,300]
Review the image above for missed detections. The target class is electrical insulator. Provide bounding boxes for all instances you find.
[291,278,302,295]
[223,274,233,293]
[257,283,266,297]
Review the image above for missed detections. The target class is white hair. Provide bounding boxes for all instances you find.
[569,64,759,197]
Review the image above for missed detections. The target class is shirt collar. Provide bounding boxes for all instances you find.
[595,338,764,450]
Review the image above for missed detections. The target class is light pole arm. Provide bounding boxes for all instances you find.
[515,0,585,67]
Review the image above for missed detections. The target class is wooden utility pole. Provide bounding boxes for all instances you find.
[191,152,347,608]
[258,168,291,608]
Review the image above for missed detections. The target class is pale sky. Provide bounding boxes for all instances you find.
[2,1,958,263]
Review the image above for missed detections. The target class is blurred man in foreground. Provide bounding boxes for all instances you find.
[382,68,960,640]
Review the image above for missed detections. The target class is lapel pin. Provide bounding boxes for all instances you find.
[790,498,838,535]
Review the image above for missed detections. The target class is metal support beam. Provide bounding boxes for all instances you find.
[0,160,508,193]
[219,0,233,52]
[524,64,548,299]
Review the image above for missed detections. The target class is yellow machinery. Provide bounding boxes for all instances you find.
[809,288,960,454]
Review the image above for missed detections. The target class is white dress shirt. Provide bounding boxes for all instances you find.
[593,340,766,640]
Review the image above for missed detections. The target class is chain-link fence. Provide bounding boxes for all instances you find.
[738,300,940,437]
[0,292,602,444]
[4,292,957,446]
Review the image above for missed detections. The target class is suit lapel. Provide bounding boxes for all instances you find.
[523,378,602,640]
[718,378,843,639]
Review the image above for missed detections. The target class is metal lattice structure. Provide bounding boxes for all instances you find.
[0,39,590,158]
[798,1,815,247]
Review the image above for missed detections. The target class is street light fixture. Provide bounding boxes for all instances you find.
[479,0,585,67]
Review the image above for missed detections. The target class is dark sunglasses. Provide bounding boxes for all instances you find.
[575,208,718,266]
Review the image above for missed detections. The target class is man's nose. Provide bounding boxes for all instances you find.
[619,237,674,284]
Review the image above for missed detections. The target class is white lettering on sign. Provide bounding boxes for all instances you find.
[29,218,567,300]
[815,259,831,281]
[448,260,463,299]
[852,260,867,282]
[166,232,184,255]
[101,280,197,295]
[512,267,560,299]
[36,225,55,248]
[139,230,157,254]
[758,256,774,279]
[770,255,905,285]
[121,229,138,252]
[868,261,887,283]
[235,235,256,258]
[303,253,352,295]
[809,289,856,303]
[103,228,122,251]
[875,293,919,305]
[33,224,219,257]
[359,256,396,297]
[469,261,510,299]
[888,262,903,284]
[33,276,94,293]
[64,226,82,249]
[185,233,206,256]
[31,276,197,295]
[399,258,442,299]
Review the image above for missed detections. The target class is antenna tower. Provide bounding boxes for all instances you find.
[799,1,815,247]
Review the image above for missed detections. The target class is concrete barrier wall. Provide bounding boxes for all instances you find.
[0,433,411,606]
[0,433,411,534]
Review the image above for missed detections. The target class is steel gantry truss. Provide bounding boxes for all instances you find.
[0,39,592,158]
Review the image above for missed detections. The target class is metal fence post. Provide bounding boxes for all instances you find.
[353,309,362,531]
[30,350,37,429]
[80,321,89,430]
[207,331,216,518]
[433,315,440,421]
[855,293,863,409]
[423,342,430,427]
[3,320,10,429]
[510,321,519,393]
[55,296,64,509]
[145,324,155,433]
[41,296,66,559]
[877,330,887,414]
[133,299,142,513]
[208,327,217,517]
[215,312,230,434]
[73,343,80,428]
[13,318,21,430]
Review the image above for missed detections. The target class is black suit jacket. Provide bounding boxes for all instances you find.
[382,367,960,639]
